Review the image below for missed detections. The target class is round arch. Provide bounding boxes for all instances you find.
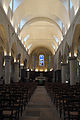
[72,24,80,56]
[29,47,53,71]
[12,0,70,30]
[11,42,17,60]
[0,24,10,55]
[63,42,70,62]
[58,51,62,69]
[20,17,62,33]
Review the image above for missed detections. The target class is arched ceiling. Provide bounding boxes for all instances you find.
[12,0,69,29]
[20,17,62,33]
[20,21,62,42]
[20,21,62,53]
[1,0,80,55]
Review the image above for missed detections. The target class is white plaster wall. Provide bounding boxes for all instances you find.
[54,8,80,69]
[0,4,29,63]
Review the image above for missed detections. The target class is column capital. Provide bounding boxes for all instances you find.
[68,56,77,61]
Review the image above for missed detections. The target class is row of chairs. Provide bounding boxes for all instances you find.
[45,82,80,120]
[0,82,37,120]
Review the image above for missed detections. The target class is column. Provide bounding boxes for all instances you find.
[68,57,77,85]
[61,63,68,83]
[14,62,19,82]
[27,71,30,81]
[20,65,24,81]
[79,65,80,83]
[0,54,3,78]
[53,70,55,82]
[10,59,14,83]
[4,56,11,84]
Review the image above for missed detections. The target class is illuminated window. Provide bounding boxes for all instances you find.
[10,0,13,10]
[10,0,24,12]
[54,36,58,43]
[52,44,55,49]
[27,44,32,49]
[39,55,44,66]
[24,35,30,42]
[19,19,27,29]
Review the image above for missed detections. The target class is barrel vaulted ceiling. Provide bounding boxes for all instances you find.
[1,0,80,54]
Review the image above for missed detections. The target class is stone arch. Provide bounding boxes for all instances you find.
[29,47,53,71]
[20,17,62,33]
[72,24,80,56]
[11,42,17,60]
[20,52,24,65]
[63,42,70,62]
[17,52,24,66]
[77,36,80,61]
[23,59,27,69]
[0,24,10,55]
[10,42,18,82]
[0,46,4,78]
[58,51,62,69]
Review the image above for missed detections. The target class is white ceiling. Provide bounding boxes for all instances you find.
[1,0,80,54]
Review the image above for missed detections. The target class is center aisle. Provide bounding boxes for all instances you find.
[20,86,62,120]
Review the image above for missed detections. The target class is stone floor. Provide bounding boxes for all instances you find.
[20,86,63,120]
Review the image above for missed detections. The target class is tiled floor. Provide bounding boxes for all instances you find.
[20,86,63,120]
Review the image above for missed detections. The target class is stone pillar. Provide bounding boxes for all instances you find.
[68,57,77,85]
[53,70,55,82]
[4,56,11,84]
[61,63,68,83]
[79,65,80,83]
[27,69,30,81]
[0,54,3,78]
[14,62,19,82]
[10,59,14,82]
[27,71,30,80]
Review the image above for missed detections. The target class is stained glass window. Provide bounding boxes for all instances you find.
[39,55,44,66]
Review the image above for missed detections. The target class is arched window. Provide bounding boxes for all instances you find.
[39,55,44,66]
